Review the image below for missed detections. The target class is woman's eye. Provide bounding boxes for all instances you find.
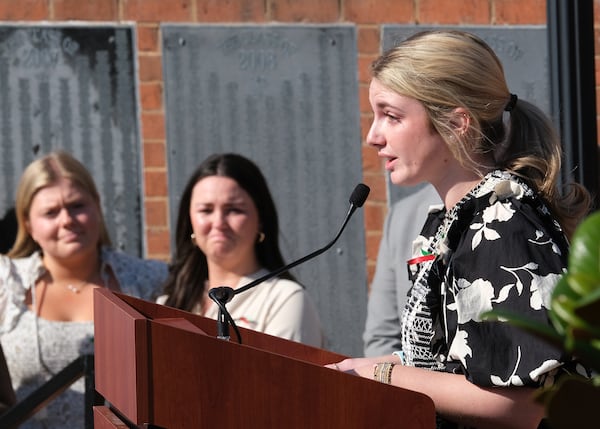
[385,112,400,121]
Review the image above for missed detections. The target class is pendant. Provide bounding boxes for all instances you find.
[65,284,83,294]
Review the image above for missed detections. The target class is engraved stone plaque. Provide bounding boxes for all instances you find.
[381,25,549,204]
[162,24,365,355]
[0,25,142,255]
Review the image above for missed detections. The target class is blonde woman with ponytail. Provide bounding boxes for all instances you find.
[328,30,591,429]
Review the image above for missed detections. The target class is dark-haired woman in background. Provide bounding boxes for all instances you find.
[157,153,323,347]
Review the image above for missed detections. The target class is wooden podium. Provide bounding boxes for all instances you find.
[93,288,435,429]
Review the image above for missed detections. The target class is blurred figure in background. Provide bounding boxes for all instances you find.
[363,184,440,357]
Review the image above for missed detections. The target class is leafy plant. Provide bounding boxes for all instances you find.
[482,210,600,428]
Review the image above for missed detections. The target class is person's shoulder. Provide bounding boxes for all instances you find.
[250,275,305,300]
[389,184,442,218]
[260,277,317,312]
[0,253,42,326]
[476,171,559,227]
[0,254,12,274]
[271,276,304,292]
[1,252,43,279]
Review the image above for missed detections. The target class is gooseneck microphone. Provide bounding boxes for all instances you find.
[208,183,370,343]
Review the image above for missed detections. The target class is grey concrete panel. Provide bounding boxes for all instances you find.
[381,25,549,205]
[162,24,366,356]
[0,25,143,256]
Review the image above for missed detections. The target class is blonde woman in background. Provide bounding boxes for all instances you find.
[0,150,168,428]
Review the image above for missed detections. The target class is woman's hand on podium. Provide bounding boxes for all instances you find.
[325,354,400,377]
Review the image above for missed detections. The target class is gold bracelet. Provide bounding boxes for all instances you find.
[382,362,395,384]
[373,363,381,381]
[373,362,395,384]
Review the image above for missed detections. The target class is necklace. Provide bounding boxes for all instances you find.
[65,281,89,294]
[33,269,107,375]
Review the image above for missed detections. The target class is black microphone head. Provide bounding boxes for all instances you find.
[349,183,370,207]
[208,286,235,304]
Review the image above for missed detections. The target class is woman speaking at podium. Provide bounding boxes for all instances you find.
[157,153,323,347]
[328,30,591,429]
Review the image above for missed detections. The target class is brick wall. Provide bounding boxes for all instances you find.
[0,0,594,285]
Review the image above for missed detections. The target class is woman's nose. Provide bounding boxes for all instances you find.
[366,120,384,147]
[58,208,75,225]
[211,210,227,227]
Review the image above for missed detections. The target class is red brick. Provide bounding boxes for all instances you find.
[357,26,381,55]
[420,0,490,24]
[140,82,163,111]
[138,55,163,82]
[495,0,546,25]
[358,54,378,84]
[197,0,265,22]
[359,84,372,115]
[596,45,600,123]
[361,143,382,174]
[137,25,160,52]
[0,0,48,19]
[143,142,166,168]
[144,171,168,197]
[366,261,376,288]
[366,230,383,260]
[345,0,413,24]
[54,0,117,20]
[362,174,387,204]
[141,112,165,140]
[124,0,192,22]
[596,29,600,63]
[361,113,374,139]
[144,198,168,227]
[145,228,172,257]
[364,202,386,232]
[270,0,339,22]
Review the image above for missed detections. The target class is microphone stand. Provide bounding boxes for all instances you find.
[209,287,241,342]
[208,183,370,344]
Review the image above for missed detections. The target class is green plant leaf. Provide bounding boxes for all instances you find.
[565,271,600,296]
[552,295,600,337]
[573,287,600,327]
[564,211,600,280]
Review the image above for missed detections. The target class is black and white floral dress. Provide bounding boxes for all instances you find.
[401,170,586,428]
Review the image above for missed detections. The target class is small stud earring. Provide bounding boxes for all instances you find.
[258,232,265,243]
[191,233,197,245]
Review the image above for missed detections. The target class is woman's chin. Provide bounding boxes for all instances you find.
[389,171,418,187]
